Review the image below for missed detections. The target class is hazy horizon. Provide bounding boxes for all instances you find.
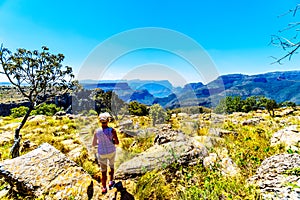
[1,69,299,87]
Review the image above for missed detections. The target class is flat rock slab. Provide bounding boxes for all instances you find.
[0,143,101,200]
[116,135,208,179]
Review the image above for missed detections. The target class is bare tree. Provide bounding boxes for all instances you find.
[271,4,300,64]
[0,45,75,158]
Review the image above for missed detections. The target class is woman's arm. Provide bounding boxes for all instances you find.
[92,131,98,147]
[112,128,119,145]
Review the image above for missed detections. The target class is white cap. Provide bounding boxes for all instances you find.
[99,112,111,121]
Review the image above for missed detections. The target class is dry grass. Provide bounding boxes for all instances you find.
[0,107,299,199]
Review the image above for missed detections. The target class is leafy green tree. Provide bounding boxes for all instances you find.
[0,45,75,158]
[231,96,243,112]
[258,97,278,117]
[93,89,125,119]
[214,96,243,114]
[128,101,149,116]
[216,95,293,116]
[242,96,259,112]
[94,88,110,113]
[149,104,167,126]
[280,101,296,108]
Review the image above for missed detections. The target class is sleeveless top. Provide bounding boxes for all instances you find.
[95,127,116,155]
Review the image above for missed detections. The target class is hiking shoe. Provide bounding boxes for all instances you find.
[109,181,115,190]
[102,187,107,194]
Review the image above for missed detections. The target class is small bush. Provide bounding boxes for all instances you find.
[88,109,98,116]
[10,104,63,118]
[31,103,62,116]
[10,106,29,118]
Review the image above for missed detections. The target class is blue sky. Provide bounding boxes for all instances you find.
[0,0,299,86]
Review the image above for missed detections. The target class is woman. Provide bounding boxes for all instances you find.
[92,112,119,194]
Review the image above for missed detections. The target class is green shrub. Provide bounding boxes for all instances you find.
[31,103,62,116]
[10,106,29,118]
[10,104,63,118]
[128,101,149,116]
[88,109,98,116]
[149,104,167,126]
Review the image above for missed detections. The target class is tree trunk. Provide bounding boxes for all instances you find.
[10,104,34,158]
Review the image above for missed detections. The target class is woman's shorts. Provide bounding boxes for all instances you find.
[98,151,116,172]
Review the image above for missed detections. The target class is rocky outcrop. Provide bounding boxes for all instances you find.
[118,119,134,136]
[203,149,240,177]
[270,125,300,151]
[241,117,262,126]
[0,143,101,199]
[115,128,208,179]
[208,128,237,137]
[0,131,14,146]
[249,153,300,199]
[276,109,294,117]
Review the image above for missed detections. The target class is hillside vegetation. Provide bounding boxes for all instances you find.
[0,105,299,199]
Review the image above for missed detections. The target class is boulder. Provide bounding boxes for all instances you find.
[0,122,20,131]
[203,149,240,177]
[203,153,218,169]
[177,112,188,118]
[208,128,237,137]
[270,125,300,151]
[248,153,300,199]
[118,120,133,129]
[120,129,142,137]
[55,111,67,116]
[153,128,180,145]
[241,117,261,126]
[0,131,13,145]
[194,136,225,149]
[28,115,47,123]
[0,143,101,199]
[220,157,240,177]
[115,130,208,179]
[210,113,225,124]
[276,109,294,117]
[66,146,84,161]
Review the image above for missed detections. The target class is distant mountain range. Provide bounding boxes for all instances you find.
[1,71,299,109]
[78,70,300,108]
